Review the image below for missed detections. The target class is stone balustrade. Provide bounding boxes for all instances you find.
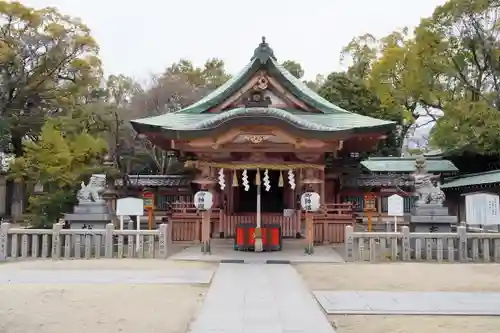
[345,225,500,262]
[0,223,169,261]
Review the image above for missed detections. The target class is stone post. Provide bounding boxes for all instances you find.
[304,211,314,255]
[401,226,411,261]
[51,223,62,260]
[105,223,114,258]
[158,223,168,259]
[344,225,354,262]
[458,225,467,262]
[0,222,10,261]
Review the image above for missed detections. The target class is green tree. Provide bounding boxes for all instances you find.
[318,72,402,156]
[343,0,500,154]
[165,58,231,90]
[281,60,305,79]
[130,71,209,174]
[9,120,110,227]
[418,0,500,152]
[0,1,102,157]
[304,74,325,92]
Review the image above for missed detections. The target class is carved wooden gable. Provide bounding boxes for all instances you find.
[208,71,314,113]
[185,125,341,152]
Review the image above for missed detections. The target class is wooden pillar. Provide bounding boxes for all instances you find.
[201,209,211,253]
[193,166,216,253]
[302,168,321,255]
[305,211,314,254]
[320,169,325,205]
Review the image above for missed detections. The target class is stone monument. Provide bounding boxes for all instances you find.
[64,174,113,229]
[409,156,457,233]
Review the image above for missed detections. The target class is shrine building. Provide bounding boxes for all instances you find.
[130,37,398,248]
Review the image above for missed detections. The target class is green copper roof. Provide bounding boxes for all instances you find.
[131,107,395,140]
[441,170,500,189]
[131,37,396,136]
[361,157,458,173]
[170,37,382,115]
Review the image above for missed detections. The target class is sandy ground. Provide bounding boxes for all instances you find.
[296,263,500,333]
[0,259,216,333]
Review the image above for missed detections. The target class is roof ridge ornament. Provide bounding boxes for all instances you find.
[251,36,277,64]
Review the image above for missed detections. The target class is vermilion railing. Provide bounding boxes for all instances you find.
[167,201,354,243]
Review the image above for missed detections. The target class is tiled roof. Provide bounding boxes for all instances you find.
[115,175,192,187]
[131,107,394,133]
[130,38,396,136]
[441,170,500,189]
[361,157,458,173]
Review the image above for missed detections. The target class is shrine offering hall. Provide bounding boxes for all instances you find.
[130,37,396,251]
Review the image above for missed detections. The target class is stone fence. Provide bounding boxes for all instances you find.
[0,223,169,261]
[344,225,500,263]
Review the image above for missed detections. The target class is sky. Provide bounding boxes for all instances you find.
[21,0,448,82]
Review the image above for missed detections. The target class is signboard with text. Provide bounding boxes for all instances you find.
[387,194,404,217]
[142,192,155,209]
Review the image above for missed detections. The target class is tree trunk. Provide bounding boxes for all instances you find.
[10,134,25,221]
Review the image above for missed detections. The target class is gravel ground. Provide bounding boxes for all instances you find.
[296,263,500,333]
[0,259,216,333]
[295,262,500,291]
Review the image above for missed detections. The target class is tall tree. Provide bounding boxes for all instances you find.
[0,1,102,157]
[342,0,500,154]
[304,74,326,92]
[101,74,144,174]
[9,120,110,227]
[281,60,305,79]
[165,58,230,90]
[419,0,500,152]
[318,72,402,156]
[131,72,208,174]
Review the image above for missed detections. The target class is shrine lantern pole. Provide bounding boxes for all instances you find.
[364,193,376,232]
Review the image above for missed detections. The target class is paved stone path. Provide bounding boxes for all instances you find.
[188,264,336,333]
[0,269,213,284]
[314,291,500,315]
[170,244,345,264]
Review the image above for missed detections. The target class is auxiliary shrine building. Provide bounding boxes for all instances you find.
[130,38,459,244]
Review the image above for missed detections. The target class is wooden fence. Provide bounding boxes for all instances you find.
[344,225,500,263]
[0,223,169,261]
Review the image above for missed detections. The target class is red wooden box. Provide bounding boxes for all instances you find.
[234,224,281,251]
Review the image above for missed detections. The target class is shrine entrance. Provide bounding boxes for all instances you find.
[236,170,284,213]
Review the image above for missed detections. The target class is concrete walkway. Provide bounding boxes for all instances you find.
[188,264,335,333]
[314,291,500,315]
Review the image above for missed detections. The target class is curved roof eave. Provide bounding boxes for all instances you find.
[130,107,395,141]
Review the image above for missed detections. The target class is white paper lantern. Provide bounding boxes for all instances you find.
[193,191,213,211]
[300,192,320,212]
